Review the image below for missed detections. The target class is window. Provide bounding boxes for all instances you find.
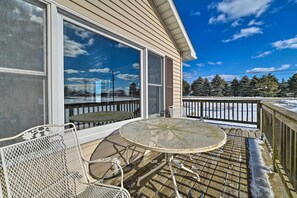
[148,52,163,116]
[0,0,47,140]
[63,22,141,129]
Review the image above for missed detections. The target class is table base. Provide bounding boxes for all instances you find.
[137,153,200,198]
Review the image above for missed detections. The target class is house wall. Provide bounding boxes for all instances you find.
[56,0,182,107]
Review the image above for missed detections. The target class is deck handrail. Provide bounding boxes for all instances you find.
[182,98,262,128]
[261,101,297,195]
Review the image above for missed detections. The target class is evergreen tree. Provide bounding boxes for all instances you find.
[201,78,211,96]
[191,77,204,96]
[231,77,240,96]
[250,76,260,97]
[211,75,225,96]
[182,80,191,96]
[239,76,251,96]
[223,82,231,96]
[257,74,279,97]
[278,78,288,97]
[288,73,297,97]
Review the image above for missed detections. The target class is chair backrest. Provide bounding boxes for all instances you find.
[0,124,88,198]
[168,106,186,118]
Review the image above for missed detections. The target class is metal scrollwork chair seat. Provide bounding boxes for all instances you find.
[0,123,130,198]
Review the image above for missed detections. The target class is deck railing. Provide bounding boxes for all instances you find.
[261,101,297,194]
[182,98,261,128]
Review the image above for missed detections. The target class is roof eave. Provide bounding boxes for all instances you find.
[167,0,197,61]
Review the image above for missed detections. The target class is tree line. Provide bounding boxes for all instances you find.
[183,73,297,97]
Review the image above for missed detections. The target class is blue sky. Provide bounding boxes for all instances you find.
[174,0,297,83]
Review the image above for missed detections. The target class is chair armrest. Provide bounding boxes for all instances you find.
[82,157,124,189]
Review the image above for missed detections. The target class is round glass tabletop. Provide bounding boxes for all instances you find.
[70,111,134,123]
[120,118,226,154]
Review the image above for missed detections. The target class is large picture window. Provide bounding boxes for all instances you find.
[63,22,141,129]
[0,0,47,140]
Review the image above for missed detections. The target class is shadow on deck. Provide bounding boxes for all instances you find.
[89,127,261,198]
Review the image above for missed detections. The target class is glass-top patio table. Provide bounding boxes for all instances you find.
[119,118,227,198]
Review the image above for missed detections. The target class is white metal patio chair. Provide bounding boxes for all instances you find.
[0,123,130,198]
[168,105,187,118]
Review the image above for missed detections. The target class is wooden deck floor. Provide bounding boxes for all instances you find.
[90,127,260,198]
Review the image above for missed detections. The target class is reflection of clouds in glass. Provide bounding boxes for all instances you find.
[132,63,140,69]
[64,69,80,74]
[89,68,110,73]
[115,43,128,48]
[30,14,43,24]
[64,35,88,58]
[13,8,20,14]
[117,74,139,81]
[66,22,92,39]
[0,0,45,71]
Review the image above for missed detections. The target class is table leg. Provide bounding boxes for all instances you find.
[171,158,200,181]
[137,160,167,187]
[168,154,182,198]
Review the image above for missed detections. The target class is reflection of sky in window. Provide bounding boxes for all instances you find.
[63,22,140,94]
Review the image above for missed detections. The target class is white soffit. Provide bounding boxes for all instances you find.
[153,0,197,61]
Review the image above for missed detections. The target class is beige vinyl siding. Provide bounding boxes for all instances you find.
[57,0,182,107]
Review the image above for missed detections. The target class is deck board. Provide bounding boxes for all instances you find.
[89,127,260,197]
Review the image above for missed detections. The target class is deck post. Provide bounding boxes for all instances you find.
[200,101,203,119]
[272,110,276,172]
[257,102,261,129]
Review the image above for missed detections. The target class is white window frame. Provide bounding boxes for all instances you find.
[52,10,146,143]
[46,1,167,143]
[147,50,166,117]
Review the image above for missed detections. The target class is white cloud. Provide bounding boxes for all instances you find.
[183,63,191,67]
[89,68,110,73]
[248,19,264,26]
[207,61,223,65]
[191,10,201,16]
[251,50,272,58]
[64,69,80,74]
[272,36,297,50]
[209,14,227,24]
[64,35,88,58]
[222,27,263,43]
[133,63,140,69]
[208,0,271,24]
[231,19,241,27]
[117,74,139,81]
[204,74,238,81]
[115,43,128,48]
[296,64,297,67]
[196,63,203,67]
[87,38,94,46]
[246,64,291,73]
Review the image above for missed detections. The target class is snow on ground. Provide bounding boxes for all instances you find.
[249,138,274,198]
[275,100,297,113]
